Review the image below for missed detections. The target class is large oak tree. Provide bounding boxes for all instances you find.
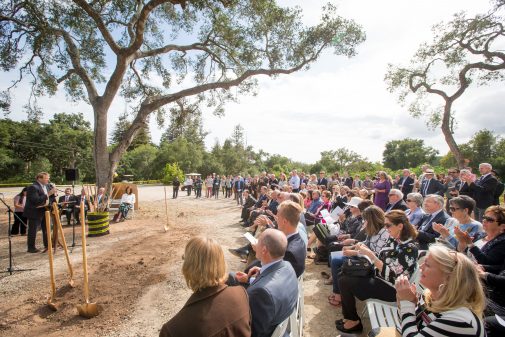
[385,1,505,168]
[0,0,365,187]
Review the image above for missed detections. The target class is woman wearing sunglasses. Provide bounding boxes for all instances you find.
[335,210,418,333]
[454,205,505,267]
[405,192,425,227]
[433,195,484,248]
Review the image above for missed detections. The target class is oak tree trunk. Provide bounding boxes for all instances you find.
[441,102,466,169]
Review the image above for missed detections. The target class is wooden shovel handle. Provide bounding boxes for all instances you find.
[45,210,56,300]
[80,201,90,302]
[52,203,74,282]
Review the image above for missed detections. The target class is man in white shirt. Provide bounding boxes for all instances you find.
[289,170,301,192]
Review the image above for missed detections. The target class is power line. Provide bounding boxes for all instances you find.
[9,139,78,154]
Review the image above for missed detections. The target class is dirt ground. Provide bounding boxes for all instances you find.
[0,185,366,337]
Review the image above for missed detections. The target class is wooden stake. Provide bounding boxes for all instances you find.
[163,186,169,232]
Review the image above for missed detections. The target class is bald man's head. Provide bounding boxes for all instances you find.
[258,228,287,259]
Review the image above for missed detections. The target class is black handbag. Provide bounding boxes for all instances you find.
[341,255,375,277]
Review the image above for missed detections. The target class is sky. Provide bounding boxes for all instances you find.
[2,0,504,164]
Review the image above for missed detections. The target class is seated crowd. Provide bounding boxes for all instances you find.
[162,164,505,337]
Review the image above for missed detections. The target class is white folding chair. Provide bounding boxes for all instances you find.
[271,315,290,337]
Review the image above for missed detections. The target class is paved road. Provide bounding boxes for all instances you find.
[0,184,173,203]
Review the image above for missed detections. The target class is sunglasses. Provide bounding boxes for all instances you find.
[449,207,461,212]
[482,216,497,223]
[385,223,394,228]
[406,199,413,202]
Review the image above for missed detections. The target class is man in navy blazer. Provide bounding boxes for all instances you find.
[416,194,450,250]
[247,229,298,337]
[399,169,414,200]
[419,169,445,197]
[463,163,498,221]
[23,172,57,253]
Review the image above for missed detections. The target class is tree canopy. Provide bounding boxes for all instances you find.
[0,0,365,187]
[0,113,94,182]
[382,138,438,170]
[385,1,505,168]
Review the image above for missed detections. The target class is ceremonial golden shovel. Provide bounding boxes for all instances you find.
[45,210,58,311]
[52,202,75,287]
[76,201,99,318]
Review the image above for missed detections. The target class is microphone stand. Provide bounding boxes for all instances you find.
[69,180,87,252]
[0,196,35,275]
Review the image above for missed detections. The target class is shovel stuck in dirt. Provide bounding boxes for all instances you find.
[52,202,75,287]
[45,210,58,311]
[76,201,99,318]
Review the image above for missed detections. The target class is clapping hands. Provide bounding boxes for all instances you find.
[395,275,417,304]
[432,223,449,238]
[454,226,473,245]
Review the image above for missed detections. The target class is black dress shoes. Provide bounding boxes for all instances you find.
[27,248,41,253]
[228,247,249,259]
[336,320,363,333]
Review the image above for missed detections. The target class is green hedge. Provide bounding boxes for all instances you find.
[0,182,32,187]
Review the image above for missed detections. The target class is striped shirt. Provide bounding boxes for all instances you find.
[399,299,485,337]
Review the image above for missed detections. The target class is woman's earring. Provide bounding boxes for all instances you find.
[438,283,445,292]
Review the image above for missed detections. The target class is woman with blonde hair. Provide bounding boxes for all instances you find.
[395,244,485,336]
[160,237,251,337]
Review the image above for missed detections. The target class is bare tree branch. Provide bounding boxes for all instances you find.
[54,29,99,103]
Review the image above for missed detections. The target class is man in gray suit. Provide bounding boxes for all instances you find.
[246,228,298,337]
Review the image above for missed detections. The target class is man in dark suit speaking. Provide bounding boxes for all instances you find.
[23,172,57,253]
[247,228,298,337]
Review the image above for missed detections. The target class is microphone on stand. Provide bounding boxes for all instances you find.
[48,181,66,193]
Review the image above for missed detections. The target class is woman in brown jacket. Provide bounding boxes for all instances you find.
[160,237,251,337]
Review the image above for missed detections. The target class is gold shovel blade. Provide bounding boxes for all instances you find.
[47,299,57,311]
[76,303,99,318]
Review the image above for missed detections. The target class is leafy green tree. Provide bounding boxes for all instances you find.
[231,124,245,147]
[0,1,365,188]
[152,137,205,177]
[162,162,184,185]
[383,138,438,170]
[467,130,496,166]
[160,101,208,146]
[0,119,45,175]
[385,2,505,168]
[117,144,158,180]
[440,129,505,180]
[45,112,95,183]
[111,113,152,150]
[313,148,364,173]
[199,152,225,177]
